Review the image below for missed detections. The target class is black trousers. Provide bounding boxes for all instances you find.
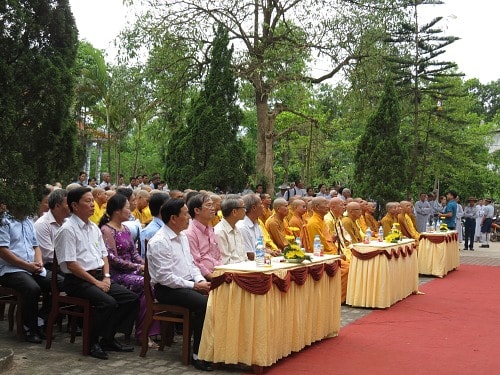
[464,218,475,249]
[63,274,139,344]
[0,271,51,333]
[154,284,208,354]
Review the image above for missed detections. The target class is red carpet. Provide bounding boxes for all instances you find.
[265,265,500,374]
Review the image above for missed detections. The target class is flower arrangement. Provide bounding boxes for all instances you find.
[385,223,402,243]
[283,235,312,262]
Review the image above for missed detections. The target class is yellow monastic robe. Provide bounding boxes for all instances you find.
[132,206,153,226]
[398,213,420,241]
[306,212,349,303]
[89,201,105,224]
[258,218,279,251]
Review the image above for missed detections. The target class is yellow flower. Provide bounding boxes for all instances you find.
[385,232,402,243]
[439,222,448,232]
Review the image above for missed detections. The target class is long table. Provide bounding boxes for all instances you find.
[418,231,459,277]
[198,255,341,373]
[347,239,418,308]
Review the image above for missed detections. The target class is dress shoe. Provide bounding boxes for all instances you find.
[469,248,474,251]
[25,332,42,344]
[99,338,134,352]
[37,326,54,340]
[90,343,108,360]
[480,244,490,248]
[192,358,214,372]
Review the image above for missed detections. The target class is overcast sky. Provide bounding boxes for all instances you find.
[69,0,499,84]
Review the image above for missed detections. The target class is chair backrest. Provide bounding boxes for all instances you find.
[143,240,154,306]
[50,254,61,295]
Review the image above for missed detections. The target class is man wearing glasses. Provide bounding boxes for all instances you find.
[185,193,222,281]
[214,195,247,264]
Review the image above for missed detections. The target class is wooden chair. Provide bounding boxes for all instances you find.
[45,255,92,355]
[140,242,192,366]
[0,285,23,338]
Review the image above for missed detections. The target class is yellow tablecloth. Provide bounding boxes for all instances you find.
[347,239,418,308]
[418,231,460,277]
[198,255,341,367]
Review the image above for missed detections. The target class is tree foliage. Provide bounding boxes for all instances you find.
[0,0,78,216]
[354,76,406,207]
[466,78,500,122]
[130,0,398,193]
[164,24,251,191]
[384,0,462,192]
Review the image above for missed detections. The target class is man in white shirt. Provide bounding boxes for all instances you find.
[283,180,306,200]
[99,172,112,189]
[147,199,212,372]
[34,188,70,285]
[236,193,265,258]
[214,195,247,264]
[54,187,139,360]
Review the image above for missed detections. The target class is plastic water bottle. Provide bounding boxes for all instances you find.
[255,237,265,267]
[364,227,372,244]
[264,253,272,267]
[378,226,384,242]
[313,234,321,257]
[425,222,430,233]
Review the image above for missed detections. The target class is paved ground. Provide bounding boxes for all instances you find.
[1,239,499,374]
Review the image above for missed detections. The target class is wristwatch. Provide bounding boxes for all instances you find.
[104,273,111,278]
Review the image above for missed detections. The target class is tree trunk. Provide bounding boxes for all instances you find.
[133,121,142,177]
[96,142,102,184]
[255,88,275,194]
[84,141,92,178]
[106,106,111,177]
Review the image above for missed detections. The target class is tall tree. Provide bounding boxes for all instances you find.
[165,24,251,191]
[0,0,78,215]
[354,76,406,207]
[385,0,461,191]
[130,0,397,193]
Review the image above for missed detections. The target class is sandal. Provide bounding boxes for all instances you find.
[148,337,159,349]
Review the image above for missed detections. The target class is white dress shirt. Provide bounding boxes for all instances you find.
[214,218,247,264]
[34,210,64,264]
[147,224,205,289]
[236,215,263,254]
[54,214,106,273]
